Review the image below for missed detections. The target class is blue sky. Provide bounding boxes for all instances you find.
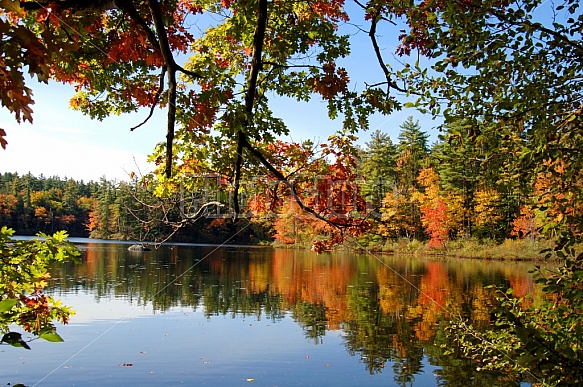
[0,6,440,182]
[0,84,437,182]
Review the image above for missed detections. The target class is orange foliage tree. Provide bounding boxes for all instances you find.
[413,168,449,248]
[0,193,17,225]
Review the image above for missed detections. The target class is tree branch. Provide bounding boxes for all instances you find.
[244,0,267,115]
[20,0,117,12]
[146,0,181,178]
[233,131,246,216]
[176,63,202,79]
[229,0,369,232]
[232,0,268,216]
[483,6,583,57]
[131,66,166,131]
[369,9,407,93]
[115,0,159,48]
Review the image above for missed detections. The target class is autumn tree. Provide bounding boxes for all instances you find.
[1,0,427,248]
[413,167,449,248]
[510,204,540,240]
[472,187,504,240]
[431,124,482,237]
[378,187,414,240]
[0,193,17,227]
[382,116,429,239]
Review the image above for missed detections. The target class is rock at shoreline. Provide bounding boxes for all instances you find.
[128,244,151,252]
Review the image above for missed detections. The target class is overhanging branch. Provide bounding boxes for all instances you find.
[131,66,166,131]
[369,9,407,94]
[229,0,369,233]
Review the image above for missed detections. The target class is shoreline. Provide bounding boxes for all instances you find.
[274,237,566,262]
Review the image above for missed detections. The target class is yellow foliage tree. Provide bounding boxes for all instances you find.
[443,191,466,238]
[379,187,416,239]
[472,188,503,237]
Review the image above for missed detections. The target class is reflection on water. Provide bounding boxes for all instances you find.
[3,242,542,386]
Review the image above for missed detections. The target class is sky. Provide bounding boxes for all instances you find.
[0,6,440,183]
[0,81,166,182]
[0,83,436,182]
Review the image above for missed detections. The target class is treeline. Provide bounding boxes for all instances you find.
[0,173,97,237]
[0,173,260,243]
[1,116,569,248]
[270,116,572,250]
[356,117,535,247]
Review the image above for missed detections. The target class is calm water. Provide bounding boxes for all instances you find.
[1,240,541,386]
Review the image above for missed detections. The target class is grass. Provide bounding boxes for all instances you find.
[339,235,567,261]
[272,232,576,261]
[440,238,556,261]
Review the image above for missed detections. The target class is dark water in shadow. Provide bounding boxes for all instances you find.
[0,240,541,386]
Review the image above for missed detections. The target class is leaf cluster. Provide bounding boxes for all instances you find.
[0,226,79,349]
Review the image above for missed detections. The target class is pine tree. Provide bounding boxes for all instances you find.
[396,116,429,191]
[386,116,429,238]
[360,130,398,214]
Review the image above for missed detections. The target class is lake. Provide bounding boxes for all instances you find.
[1,239,540,386]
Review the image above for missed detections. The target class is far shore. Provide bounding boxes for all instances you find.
[275,237,570,262]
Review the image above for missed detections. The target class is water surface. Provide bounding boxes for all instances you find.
[0,240,540,386]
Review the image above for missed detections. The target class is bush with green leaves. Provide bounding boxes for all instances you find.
[445,249,583,386]
[0,226,79,349]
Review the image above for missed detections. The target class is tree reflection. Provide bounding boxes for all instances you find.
[291,302,328,344]
[48,244,540,386]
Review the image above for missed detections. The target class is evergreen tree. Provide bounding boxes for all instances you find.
[431,123,481,237]
[361,130,398,215]
[433,121,529,239]
[396,116,429,191]
[385,117,429,239]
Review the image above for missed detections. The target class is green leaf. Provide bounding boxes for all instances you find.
[39,331,64,343]
[0,298,18,313]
